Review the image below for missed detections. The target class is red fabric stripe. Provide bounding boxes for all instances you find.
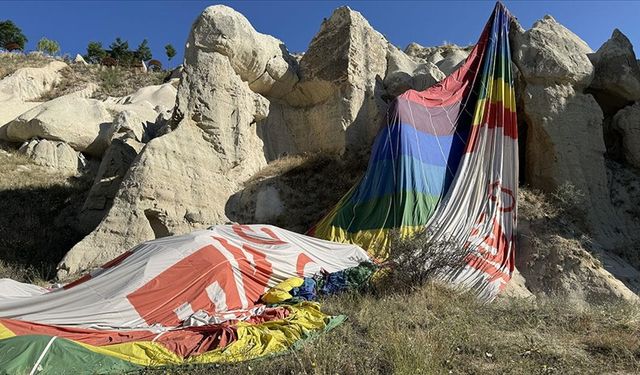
[212,236,274,304]
[464,101,517,153]
[62,274,92,290]
[0,307,289,357]
[296,253,315,277]
[101,250,134,269]
[398,17,490,109]
[464,254,512,283]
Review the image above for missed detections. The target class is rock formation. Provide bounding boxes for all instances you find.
[0,3,635,304]
[511,16,626,247]
[57,5,271,276]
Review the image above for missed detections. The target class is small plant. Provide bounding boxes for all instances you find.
[36,37,60,55]
[551,182,586,215]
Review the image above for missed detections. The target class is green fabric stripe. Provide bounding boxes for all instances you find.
[0,335,140,375]
[331,190,440,232]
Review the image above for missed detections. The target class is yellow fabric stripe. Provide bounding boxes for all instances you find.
[314,224,426,259]
[472,76,516,126]
[0,323,16,340]
[76,340,182,366]
[0,303,332,367]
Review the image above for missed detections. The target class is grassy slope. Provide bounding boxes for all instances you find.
[144,284,639,375]
[0,148,92,283]
[0,52,166,100]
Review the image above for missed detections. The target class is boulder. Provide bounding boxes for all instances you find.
[589,29,640,111]
[404,42,444,64]
[5,96,114,156]
[57,16,270,277]
[0,61,67,101]
[108,110,152,143]
[384,46,445,97]
[511,15,593,89]
[518,222,638,305]
[512,16,623,247]
[612,102,640,168]
[113,83,177,110]
[499,268,535,299]
[0,61,69,138]
[517,189,639,305]
[17,139,82,174]
[0,100,40,136]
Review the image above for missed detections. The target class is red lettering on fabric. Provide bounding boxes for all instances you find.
[212,236,274,303]
[127,244,243,327]
[489,181,515,212]
[296,253,315,277]
[232,224,287,245]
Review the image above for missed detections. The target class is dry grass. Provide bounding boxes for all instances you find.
[229,153,368,233]
[40,64,166,100]
[0,52,54,79]
[0,52,166,101]
[141,283,640,375]
[0,146,93,282]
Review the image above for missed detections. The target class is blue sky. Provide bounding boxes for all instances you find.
[2,1,639,68]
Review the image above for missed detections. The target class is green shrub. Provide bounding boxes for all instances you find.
[36,37,60,55]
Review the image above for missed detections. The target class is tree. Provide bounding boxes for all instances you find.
[36,37,60,55]
[109,37,129,61]
[164,44,176,61]
[0,20,28,50]
[85,41,106,64]
[136,39,152,61]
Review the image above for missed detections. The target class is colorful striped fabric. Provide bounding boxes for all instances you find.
[311,2,518,300]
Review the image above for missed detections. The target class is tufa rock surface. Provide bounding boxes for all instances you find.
[58,6,270,277]
[589,29,640,112]
[511,15,593,89]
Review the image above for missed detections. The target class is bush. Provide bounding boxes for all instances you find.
[376,229,471,293]
[36,37,60,55]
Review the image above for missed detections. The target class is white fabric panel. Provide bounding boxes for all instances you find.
[0,225,369,329]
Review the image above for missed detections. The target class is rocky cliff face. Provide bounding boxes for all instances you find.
[1,4,638,304]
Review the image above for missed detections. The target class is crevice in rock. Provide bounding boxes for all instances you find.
[144,209,171,238]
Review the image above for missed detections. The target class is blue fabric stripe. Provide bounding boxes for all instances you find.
[350,155,449,202]
[370,123,459,168]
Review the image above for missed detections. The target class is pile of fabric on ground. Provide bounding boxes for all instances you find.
[0,225,372,374]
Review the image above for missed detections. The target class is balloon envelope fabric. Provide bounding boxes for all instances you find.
[311,2,518,300]
[0,225,369,373]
